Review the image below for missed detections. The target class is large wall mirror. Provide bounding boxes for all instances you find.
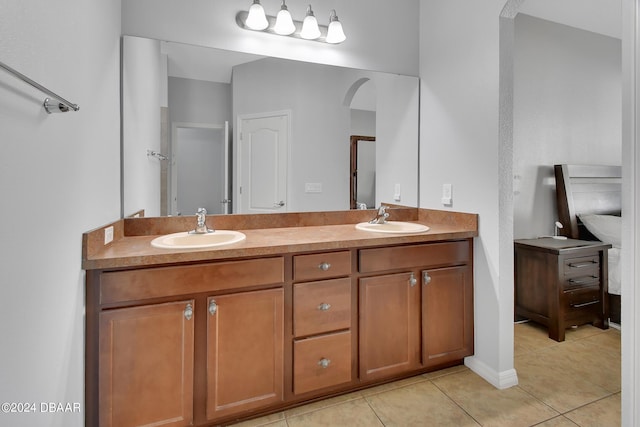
[122,36,419,217]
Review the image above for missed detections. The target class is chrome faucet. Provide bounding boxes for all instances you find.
[369,205,390,224]
[190,207,214,234]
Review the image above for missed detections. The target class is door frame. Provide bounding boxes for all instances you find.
[170,122,229,216]
[350,135,376,209]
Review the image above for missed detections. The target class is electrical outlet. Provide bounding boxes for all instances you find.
[104,226,114,245]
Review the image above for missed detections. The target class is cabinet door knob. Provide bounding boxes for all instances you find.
[209,300,218,316]
[318,358,331,369]
[317,302,332,311]
[318,262,331,271]
[184,303,193,320]
[423,272,432,285]
[409,272,417,287]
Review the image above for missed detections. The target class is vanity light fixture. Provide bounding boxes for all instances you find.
[300,5,321,40]
[245,0,269,30]
[326,10,346,44]
[237,2,346,44]
[274,1,296,35]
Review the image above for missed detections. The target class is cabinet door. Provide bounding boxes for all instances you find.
[422,266,473,367]
[206,288,284,420]
[99,300,194,427]
[359,272,420,381]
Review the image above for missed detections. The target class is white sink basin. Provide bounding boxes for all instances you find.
[355,221,430,234]
[151,230,246,249]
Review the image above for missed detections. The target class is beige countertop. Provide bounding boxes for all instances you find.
[82,208,478,270]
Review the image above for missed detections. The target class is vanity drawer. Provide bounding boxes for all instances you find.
[293,278,351,338]
[293,251,351,282]
[294,331,352,395]
[100,257,284,304]
[359,241,470,273]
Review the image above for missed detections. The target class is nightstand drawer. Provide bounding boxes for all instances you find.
[563,255,599,277]
[565,286,600,311]
[563,274,600,291]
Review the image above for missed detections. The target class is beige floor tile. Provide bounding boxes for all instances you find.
[563,324,605,341]
[564,393,621,427]
[580,328,622,354]
[286,398,383,427]
[360,374,428,396]
[432,370,559,427]
[421,364,469,380]
[283,390,363,418]
[515,352,611,413]
[537,340,621,393]
[366,379,479,426]
[227,412,285,427]
[533,415,579,426]
[514,322,559,356]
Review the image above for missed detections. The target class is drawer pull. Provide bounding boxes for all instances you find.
[317,302,332,311]
[568,261,597,268]
[184,303,193,320]
[208,300,218,316]
[409,272,417,287]
[568,276,598,285]
[571,300,599,309]
[318,358,331,369]
[423,272,432,285]
[318,262,331,271]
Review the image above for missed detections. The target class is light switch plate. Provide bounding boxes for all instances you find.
[441,183,452,205]
[305,183,322,193]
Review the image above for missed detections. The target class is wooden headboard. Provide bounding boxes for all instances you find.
[554,164,622,239]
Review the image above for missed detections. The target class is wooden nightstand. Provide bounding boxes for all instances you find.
[514,238,611,342]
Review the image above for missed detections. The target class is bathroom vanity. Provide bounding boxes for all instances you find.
[82,207,477,427]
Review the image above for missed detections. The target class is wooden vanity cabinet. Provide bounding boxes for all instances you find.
[422,265,473,367]
[98,300,195,427]
[206,289,284,421]
[88,257,285,427]
[291,251,355,396]
[87,239,474,426]
[358,240,474,381]
[359,272,421,381]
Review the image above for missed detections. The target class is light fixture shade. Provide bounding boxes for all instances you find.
[300,5,321,40]
[274,1,296,35]
[245,0,269,31]
[326,10,346,44]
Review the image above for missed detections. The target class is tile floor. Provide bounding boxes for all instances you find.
[230,321,621,427]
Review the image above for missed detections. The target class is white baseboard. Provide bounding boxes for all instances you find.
[464,356,519,389]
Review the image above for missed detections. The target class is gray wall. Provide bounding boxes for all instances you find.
[513,14,622,239]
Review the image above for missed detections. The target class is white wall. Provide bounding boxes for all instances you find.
[419,0,517,388]
[122,36,163,217]
[513,14,622,239]
[122,0,420,76]
[0,1,121,426]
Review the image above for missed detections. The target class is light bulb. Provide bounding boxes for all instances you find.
[326,10,346,44]
[300,5,321,40]
[274,1,296,35]
[245,0,268,31]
